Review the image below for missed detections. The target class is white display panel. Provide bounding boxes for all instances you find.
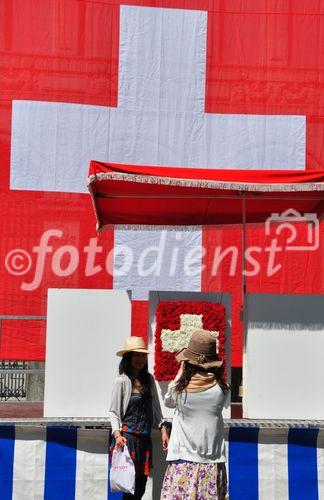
[245,294,324,419]
[148,291,231,419]
[44,289,131,417]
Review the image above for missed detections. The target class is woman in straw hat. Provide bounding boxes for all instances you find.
[109,336,169,499]
[161,329,230,500]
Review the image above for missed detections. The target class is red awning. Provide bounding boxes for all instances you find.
[88,161,324,229]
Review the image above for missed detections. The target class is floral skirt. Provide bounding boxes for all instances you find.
[161,461,228,500]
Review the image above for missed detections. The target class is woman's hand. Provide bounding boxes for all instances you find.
[161,427,169,452]
[114,433,127,450]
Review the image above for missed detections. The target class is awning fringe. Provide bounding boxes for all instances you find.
[88,172,324,193]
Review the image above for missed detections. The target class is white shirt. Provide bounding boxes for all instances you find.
[164,381,230,463]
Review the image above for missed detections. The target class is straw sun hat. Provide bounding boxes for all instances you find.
[116,336,151,357]
[175,329,223,369]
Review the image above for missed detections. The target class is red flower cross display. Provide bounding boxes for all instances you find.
[154,301,226,381]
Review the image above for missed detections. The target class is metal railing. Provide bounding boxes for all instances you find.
[0,361,28,401]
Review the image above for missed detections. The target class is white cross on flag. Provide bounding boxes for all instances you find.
[11,5,306,194]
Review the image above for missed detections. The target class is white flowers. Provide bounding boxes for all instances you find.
[161,314,219,353]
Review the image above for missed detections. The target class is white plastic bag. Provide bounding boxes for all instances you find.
[110,445,136,494]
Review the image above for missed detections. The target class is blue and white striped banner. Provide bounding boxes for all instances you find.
[227,427,324,500]
[0,425,323,499]
[0,426,122,500]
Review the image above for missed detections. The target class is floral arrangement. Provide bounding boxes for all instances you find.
[154,301,226,381]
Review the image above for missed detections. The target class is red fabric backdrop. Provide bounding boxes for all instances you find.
[0,0,323,365]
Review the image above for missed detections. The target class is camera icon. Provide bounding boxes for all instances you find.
[265,208,319,251]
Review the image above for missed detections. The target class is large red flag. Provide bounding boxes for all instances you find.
[0,1,323,365]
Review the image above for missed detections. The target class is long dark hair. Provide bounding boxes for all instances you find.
[119,352,153,412]
[175,362,230,394]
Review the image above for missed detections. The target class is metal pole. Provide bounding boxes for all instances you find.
[242,191,247,296]
[239,192,247,414]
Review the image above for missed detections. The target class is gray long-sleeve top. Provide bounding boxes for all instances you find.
[109,373,163,434]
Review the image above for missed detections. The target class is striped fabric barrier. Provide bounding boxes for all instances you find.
[0,425,323,499]
[227,427,324,500]
[0,426,122,500]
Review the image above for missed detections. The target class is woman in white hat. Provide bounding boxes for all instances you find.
[109,336,169,499]
[160,329,230,499]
